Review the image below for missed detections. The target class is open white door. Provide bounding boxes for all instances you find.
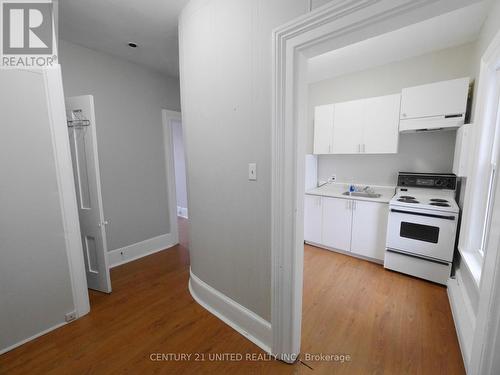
[66,95,111,293]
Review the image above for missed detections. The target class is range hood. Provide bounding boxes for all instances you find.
[399,113,465,133]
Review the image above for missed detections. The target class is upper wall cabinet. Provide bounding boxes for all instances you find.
[399,77,469,132]
[453,123,473,177]
[331,99,365,154]
[313,104,334,154]
[313,93,401,155]
[363,94,401,154]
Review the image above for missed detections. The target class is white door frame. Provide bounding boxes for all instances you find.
[469,28,500,375]
[162,110,182,245]
[44,66,90,317]
[270,0,480,362]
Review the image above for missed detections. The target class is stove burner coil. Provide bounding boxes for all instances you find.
[430,202,450,207]
[397,198,419,203]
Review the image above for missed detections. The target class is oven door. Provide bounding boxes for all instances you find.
[386,206,458,262]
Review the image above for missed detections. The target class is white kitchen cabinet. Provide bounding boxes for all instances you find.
[304,195,322,244]
[400,77,469,132]
[304,194,389,262]
[350,200,388,261]
[313,94,400,155]
[322,197,353,251]
[400,77,469,120]
[331,99,365,154]
[313,104,334,154]
[453,124,472,177]
[364,94,401,154]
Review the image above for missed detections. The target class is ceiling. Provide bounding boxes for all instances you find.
[60,0,190,78]
[308,2,489,83]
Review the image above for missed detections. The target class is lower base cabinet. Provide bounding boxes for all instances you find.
[304,195,388,262]
[304,195,322,244]
[322,196,353,251]
[350,200,388,261]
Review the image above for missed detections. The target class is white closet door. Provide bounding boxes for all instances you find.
[331,99,365,154]
[66,95,112,293]
[364,94,401,154]
[313,104,334,154]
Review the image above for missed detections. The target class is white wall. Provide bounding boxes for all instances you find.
[172,119,188,213]
[0,69,76,352]
[318,132,457,186]
[311,0,332,10]
[309,43,475,185]
[179,0,309,321]
[59,40,181,251]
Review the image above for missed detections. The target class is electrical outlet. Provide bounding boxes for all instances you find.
[65,311,77,322]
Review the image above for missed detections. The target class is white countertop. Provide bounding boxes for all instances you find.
[306,183,396,204]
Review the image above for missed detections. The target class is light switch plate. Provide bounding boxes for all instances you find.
[248,163,257,181]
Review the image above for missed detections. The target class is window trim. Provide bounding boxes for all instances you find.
[460,68,500,282]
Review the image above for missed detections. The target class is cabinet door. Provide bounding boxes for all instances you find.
[331,99,365,154]
[350,200,388,261]
[313,104,334,154]
[364,94,401,154]
[453,124,472,177]
[304,195,322,244]
[322,197,352,251]
[400,77,469,120]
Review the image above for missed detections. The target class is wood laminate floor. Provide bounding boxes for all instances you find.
[0,219,464,374]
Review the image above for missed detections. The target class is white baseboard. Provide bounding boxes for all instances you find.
[177,206,188,219]
[188,269,272,353]
[109,233,178,268]
[448,272,476,371]
[0,320,68,355]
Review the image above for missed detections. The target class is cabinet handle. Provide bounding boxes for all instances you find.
[353,201,356,210]
[357,144,360,153]
[363,144,366,153]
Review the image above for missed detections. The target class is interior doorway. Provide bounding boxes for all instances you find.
[172,119,189,221]
[162,110,188,248]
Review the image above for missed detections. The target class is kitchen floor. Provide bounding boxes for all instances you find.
[0,223,464,374]
[301,244,464,374]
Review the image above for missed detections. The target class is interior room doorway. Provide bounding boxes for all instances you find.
[162,110,188,247]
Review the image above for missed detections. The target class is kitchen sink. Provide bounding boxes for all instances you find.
[342,191,382,198]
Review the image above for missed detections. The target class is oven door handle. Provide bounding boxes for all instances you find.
[390,209,456,221]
